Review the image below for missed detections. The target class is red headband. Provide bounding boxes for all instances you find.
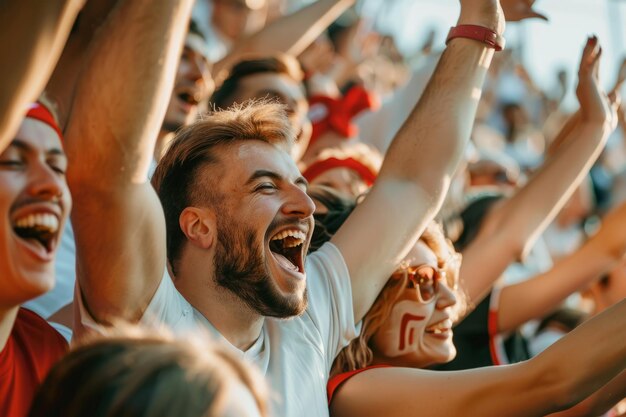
[302,157,377,186]
[307,85,379,148]
[25,102,63,141]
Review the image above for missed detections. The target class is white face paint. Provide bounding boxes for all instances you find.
[375,299,430,357]
[370,239,459,368]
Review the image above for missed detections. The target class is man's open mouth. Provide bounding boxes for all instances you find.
[12,213,60,254]
[176,88,201,107]
[269,229,306,274]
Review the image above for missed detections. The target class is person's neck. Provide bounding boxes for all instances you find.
[201,292,264,352]
[175,262,264,352]
[0,306,19,352]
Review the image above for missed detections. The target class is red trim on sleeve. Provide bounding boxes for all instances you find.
[487,308,501,366]
[327,364,391,405]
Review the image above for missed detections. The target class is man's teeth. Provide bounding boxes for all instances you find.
[14,213,59,233]
[271,230,306,247]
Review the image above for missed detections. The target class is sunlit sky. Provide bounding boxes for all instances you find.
[355,0,626,109]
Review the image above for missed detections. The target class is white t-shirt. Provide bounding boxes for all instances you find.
[78,242,357,417]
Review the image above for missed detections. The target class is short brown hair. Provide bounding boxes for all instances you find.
[152,100,295,274]
[211,54,304,109]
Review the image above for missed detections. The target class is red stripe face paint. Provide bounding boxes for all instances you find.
[374,300,432,357]
[399,313,426,351]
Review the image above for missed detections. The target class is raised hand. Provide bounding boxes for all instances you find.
[500,0,548,22]
[576,36,618,129]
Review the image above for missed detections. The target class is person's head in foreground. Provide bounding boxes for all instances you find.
[28,329,268,417]
[152,101,315,319]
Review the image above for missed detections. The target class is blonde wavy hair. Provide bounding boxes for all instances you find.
[331,221,464,375]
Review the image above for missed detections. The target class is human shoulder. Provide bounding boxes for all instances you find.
[305,242,349,282]
[327,365,392,405]
[304,241,352,315]
[9,308,68,378]
[14,308,68,351]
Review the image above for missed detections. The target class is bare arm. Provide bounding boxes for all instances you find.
[496,199,626,332]
[213,0,355,78]
[331,298,626,417]
[547,371,626,417]
[331,0,504,322]
[0,0,82,151]
[66,0,193,323]
[459,36,616,310]
[43,0,122,129]
[545,111,581,155]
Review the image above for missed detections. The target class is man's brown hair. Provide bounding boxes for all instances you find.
[211,54,304,109]
[152,100,294,274]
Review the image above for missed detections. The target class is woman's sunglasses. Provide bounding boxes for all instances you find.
[391,265,447,303]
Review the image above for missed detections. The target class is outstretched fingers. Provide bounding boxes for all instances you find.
[579,36,599,76]
[592,47,602,81]
[576,36,612,125]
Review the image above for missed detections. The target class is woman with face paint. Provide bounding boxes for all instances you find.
[308,187,626,417]
[331,222,462,373]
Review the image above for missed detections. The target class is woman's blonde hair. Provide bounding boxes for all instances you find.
[331,222,463,375]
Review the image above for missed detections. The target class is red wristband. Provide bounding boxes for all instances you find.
[446,25,505,51]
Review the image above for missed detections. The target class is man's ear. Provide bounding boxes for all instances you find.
[179,207,216,249]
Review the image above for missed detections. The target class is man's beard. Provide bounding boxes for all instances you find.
[213,215,307,318]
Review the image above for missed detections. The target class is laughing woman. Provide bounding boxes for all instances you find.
[308,191,626,417]
[328,222,626,417]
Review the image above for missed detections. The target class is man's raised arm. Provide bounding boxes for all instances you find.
[0,0,82,150]
[331,0,505,322]
[65,0,194,323]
